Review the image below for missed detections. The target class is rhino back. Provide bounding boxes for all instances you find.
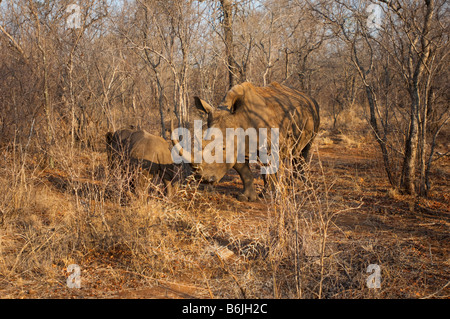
[233,82,318,136]
[240,82,320,155]
[129,131,173,165]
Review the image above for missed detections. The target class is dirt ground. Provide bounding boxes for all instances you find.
[0,133,448,299]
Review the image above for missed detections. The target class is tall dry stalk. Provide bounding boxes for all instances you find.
[263,147,360,298]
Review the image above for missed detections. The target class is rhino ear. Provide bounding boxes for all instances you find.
[194,96,214,114]
[227,84,245,114]
[230,97,244,114]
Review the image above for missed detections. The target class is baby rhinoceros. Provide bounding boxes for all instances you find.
[105,128,177,197]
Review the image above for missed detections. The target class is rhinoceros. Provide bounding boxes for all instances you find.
[106,128,177,196]
[172,82,320,201]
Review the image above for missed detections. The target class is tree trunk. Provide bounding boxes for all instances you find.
[155,74,166,138]
[401,87,420,194]
[400,0,435,195]
[220,0,238,89]
[365,85,395,187]
[418,83,433,196]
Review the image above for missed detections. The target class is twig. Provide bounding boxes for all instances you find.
[420,281,450,299]
[214,251,247,299]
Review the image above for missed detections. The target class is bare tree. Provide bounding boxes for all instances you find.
[122,0,204,128]
[309,0,448,195]
[309,0,398,187]
[376,0,448,195]
[219,0,239,89]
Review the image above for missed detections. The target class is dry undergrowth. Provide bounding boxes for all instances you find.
[0,132,448,299]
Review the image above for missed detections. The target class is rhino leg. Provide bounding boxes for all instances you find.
[301,142,312,161]
[161,165,178,197]
[233,162,257,201]
[293,142,312,181]
[263,172,278,193]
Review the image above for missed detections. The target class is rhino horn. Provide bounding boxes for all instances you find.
[171,119,193,163]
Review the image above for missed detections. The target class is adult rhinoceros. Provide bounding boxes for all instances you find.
[173,82,320,201]
[106,128,177,196]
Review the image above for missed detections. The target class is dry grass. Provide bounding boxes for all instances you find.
[0,128,448,299]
